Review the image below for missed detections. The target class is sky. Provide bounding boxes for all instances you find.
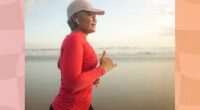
[25,0,175,49]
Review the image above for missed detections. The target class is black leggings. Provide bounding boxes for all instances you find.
[49,105,54,110]
[49,104,94,110]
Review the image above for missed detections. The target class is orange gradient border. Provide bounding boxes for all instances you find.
[176,0,200,110]
[0,0,24,110]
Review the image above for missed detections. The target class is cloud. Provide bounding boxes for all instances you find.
[25,0,45,11]
[124,0,175,16]
[159,27,175,37]
[148,0,175,16]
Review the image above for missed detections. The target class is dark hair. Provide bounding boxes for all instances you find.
[67,18,78,31]
[67,11,82,31]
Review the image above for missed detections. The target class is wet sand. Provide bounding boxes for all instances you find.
[26,55,174,110]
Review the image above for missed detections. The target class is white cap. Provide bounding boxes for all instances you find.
[67,0,105,19]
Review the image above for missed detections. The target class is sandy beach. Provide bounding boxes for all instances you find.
[26,54,174,110]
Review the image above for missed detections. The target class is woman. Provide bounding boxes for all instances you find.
[50,0,117,110]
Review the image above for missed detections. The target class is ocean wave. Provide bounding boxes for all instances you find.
[26,47,175,56]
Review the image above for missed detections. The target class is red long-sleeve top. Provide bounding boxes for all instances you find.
[52,30,105,110]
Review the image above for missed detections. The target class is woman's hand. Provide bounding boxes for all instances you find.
[100,50,117,72]
[93,78,100,87]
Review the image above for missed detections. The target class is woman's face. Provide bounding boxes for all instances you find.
[76,11,97,34]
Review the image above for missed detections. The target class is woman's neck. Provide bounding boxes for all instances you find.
[73,29,88,37]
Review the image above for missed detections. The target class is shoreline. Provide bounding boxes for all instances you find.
[26,54,175,60]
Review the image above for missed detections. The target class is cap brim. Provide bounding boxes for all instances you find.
[84,8,105,15]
